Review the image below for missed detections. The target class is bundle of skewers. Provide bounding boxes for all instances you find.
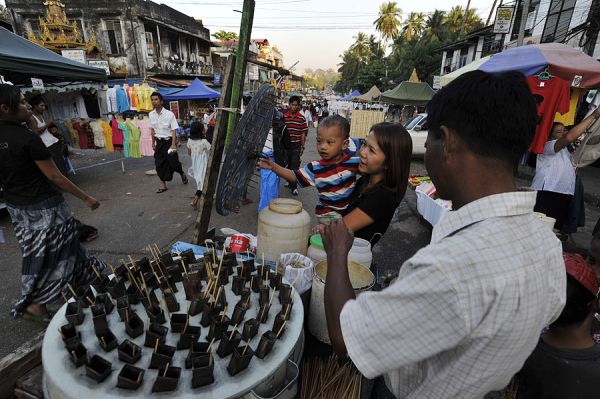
[299,355,362,399]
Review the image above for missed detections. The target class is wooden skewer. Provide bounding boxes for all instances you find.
[180,259,189,276]
[242,341,250,356]
[262,253,265,268]
[212,247,216,265]
[213,248,227,297]
[91,264,102,279]
[136,370,142,384]
[207,338,216,352]
[276,321,287,338]
[128,255,138,270]
[163,363,170,376]
[67,283,77,298]
[107,263,117,276]
[221,306,228,322]
[86,296,94,306]
[101,336,107,347]
[229,324,238,340]
[61,292,69,303]
[183,317,189,334]
[154,339,159,353]
[284,303,291,318]
[268,287,276,307]
[71,350,77,360]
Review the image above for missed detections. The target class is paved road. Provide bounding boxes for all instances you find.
[0,127,598,360]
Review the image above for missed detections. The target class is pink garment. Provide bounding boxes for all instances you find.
[136,119,154,156]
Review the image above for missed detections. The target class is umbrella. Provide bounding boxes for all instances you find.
[479,43,600,88]
[440,56,492,87]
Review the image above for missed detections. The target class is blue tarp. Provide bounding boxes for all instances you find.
[157,87,183,97]
[163,78,220,100]
[479,45,548,77]
[341,89,361,100]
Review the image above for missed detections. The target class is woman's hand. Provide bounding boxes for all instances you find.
[311,224,325,235]
[321,221,354,263]
[258,157,275,170]
[84,196,100,210]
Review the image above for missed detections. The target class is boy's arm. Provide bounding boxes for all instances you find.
[258,158,297,183]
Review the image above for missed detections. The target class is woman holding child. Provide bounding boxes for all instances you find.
[259,115,412,247]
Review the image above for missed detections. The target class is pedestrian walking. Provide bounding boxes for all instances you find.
[0,84,104,323]
[187,122,211,209]
[283,95,307,196]
[149,92,188,193]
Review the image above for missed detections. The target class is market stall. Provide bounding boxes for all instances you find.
[376,81,435,106]
[163,78,220,123]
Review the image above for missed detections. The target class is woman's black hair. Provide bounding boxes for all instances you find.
[28,94,45,107]
[551,275,596,327]
[427,70,537,170]
[189,121,205,140]
[369,122,412,202]
[0,84,23,112]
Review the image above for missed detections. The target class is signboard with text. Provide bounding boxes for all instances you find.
[61,49,86,64]
[88,60,110,75]
[493,6,515,34]
[31,78,44,91]
[169,101,180,120]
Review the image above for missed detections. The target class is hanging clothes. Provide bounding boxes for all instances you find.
[527,76,570,154]
[72,121,89,149]
[107,87,118,113]
[97,89,109,117]
[138,84,154,112]
[187,138,211,191]
[63,119,79,148]
[75,96,90,119]
[101,121,114,152]
[89,120,105,148]
[125,85,137,111]
[118,120,130,158]
[554,88,585,126]
[125,119,142,158]
[82,92,101,118]
[115,87,130,114]
[110,119,124,151]
[136,117,154,156]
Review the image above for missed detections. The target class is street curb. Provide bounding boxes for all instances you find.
[0,331,44,398]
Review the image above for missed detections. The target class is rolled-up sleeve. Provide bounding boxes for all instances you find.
[339,261,467,379]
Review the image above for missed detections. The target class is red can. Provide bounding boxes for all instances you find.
[230,234,250,253]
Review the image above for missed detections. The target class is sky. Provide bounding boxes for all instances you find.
[0,0,497,73]
[159,0,497,73]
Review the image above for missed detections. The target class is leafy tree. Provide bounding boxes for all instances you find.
[350,32,371,62]
[212,30,239,41]
[402,12,426,41]
[374,2,402,46]
[424,10,447,42]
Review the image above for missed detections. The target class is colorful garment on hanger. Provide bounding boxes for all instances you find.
[554,88,584,126]
[125,120,142,158]
[126,85,137,111]
[107,87,118,113]
[136,118,154,156]
[527,76,570,154]
[118,121,130,158]
[101,121,114,152]
[110,119,124,151]
[137,85,154,112]
[63,119,79,148]
[116,87,130,114]
[75,96,90,119]
[72,121,90,149]
[90,120,105,148]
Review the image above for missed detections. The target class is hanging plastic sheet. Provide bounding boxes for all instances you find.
[258,151,280,212]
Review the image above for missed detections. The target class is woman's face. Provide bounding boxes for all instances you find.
[358,132,386,175]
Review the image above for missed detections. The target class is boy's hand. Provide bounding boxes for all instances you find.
[258,157,274,170]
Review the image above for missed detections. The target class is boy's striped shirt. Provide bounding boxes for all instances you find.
[284,111,308,143]
[294,154,360,216]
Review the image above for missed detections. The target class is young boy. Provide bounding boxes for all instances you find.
[258,115,359,223]
[517,253,600,398]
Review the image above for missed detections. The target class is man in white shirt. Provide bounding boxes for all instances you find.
[300,105,312,127]
[321,71,567,399]
[149,92,187,193]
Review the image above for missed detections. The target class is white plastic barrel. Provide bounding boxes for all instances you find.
[307,235,373,269]
[257,199,311,263]
[308,260,374,344]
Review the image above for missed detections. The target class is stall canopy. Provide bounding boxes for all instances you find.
[354,85,381,102]
[377,81,435,105]
[440,55,492,87]
[162,78,220,100]
[341,89,361,100]
[0,26,106,84]
[157,87,183,97]
[479,43,600,88]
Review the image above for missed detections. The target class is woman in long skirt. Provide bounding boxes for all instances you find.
[0,84,104,323]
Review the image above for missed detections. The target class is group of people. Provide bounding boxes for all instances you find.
[1,68,600,398]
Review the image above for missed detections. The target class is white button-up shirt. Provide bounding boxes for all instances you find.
[531,139,576,195]
[340,190,566,399]
[149,108,179,139]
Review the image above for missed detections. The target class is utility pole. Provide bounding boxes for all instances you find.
[517,0,531,46]
[486,0,499,26]
[459,0,472,36]
[226,0,255,145]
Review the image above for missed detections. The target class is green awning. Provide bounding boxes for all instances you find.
[376,81,435,106]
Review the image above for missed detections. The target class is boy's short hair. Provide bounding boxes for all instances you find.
[150,92,163,101]
[289,96,301,105]
[427,70,537,169]
[319,115,350,139]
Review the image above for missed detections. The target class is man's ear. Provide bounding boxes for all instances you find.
[0,103,9,115]
[439,125,461,157]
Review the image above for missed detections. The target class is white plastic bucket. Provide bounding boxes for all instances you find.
[307,235,373,269]
[308,260,374,343]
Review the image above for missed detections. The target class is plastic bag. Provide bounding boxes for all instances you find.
[278,253,314,295]
[259,167,280,212]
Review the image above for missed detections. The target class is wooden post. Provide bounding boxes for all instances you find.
[191,55,236,244]
[226,0,255,146]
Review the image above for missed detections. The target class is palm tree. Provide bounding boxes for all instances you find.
[424,10,447,42]
[445,6,465,34]
[374,2,402,45]
[402,12,426,41]
[350,32,371,62]
[368,34,385,58]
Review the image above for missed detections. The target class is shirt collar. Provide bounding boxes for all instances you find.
[320,153,352,165]
[431,189,537,244]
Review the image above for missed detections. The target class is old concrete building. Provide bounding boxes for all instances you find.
[6,0,214,79]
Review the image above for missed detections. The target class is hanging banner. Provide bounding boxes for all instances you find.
[31,78,44,91]
[61,49,86,64]
[213,73,222,85]
[432,76,441,90]
[493,6,515,34]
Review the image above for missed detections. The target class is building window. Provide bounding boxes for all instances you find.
[103,20,124,55]
[541,0,575,43]
[28,19,40,37]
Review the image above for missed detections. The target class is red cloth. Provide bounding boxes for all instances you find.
[527,76,570,154]
[110,119,124,147]
[563,253,598,296]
